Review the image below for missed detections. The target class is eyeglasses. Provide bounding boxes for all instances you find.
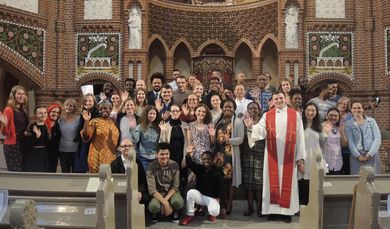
[171,110,181,113]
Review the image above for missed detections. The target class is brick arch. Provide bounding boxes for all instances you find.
[75,72,121,89]
[125,0,145,10]
[256,34,280,56]
[284,0,302,9]
[232,38,256,58]
[171,39,195,58]
[148,35,170,56]
[308,72,354,92]
[0,44,44,88]
[195,39,232,57]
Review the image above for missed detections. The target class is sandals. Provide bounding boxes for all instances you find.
[243,209,254,216]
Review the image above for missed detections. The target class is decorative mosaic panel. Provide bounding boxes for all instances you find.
[0,20,45,74]
[76,33,121,78]
[307,32,353,79]
[386,28,390,75]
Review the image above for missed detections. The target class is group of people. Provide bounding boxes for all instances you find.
[0,69,382,225]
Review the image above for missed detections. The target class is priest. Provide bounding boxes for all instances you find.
[244,90,305,223]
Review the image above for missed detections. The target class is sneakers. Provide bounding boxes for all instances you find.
[205,215,217,224]
[172,212,180,223]
[180,215,193,226]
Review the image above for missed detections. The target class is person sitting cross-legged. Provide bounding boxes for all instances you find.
[181,144,226,226]
[146,142,184,223]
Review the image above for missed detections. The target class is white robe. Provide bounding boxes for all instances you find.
[248,106,306,215]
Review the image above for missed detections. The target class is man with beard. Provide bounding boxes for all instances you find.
[147,72,166,105]
[168,69,181,92]
[298,76,315,105]
[136,79,147,91]
[205,76,223,109]
[172,75,191,106]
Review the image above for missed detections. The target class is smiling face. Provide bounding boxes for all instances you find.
[161,87,173,102]
[305,105,317,121]
[125,80,135,92]
[170,105,181,120]
[84,95,95,110]
[136,80,146,90]
[136,90,146,103]
[193,85,204,97]
[272,92,287,109]
[202,153,213,169]
[195,105,206,122]
[187,94,198,109]
[291,94,302,109]
[326,110,340,125]
[234,85,245,99]
[124,100,135,115]
[248,102,260,118]
[99,104,112,118]
[351,102,364,118]
[177,77,187,92]
[49,107,61,121]
[64,101,76,114]
[15,89,27,105]
[281,80,291,93]
[337,99,348,113]
[157,149,170,166]
[35,107,48,122]
[211,95,221,110]
[256,75,268,89]
[111,94,121,107]
[188,75,197,87]
[147,109,157,123]
[152,78,162,92]
[222,101,235,118]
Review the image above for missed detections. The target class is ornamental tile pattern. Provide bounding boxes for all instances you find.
[149,2,278,52]
[76,33,121,79]
[307,32,354,80]
[0,20,45,74]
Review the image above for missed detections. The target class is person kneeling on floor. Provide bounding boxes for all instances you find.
[146,142,184,223]
[181,145,226,226]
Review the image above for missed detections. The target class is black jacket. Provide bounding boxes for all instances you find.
[185,154,226,208]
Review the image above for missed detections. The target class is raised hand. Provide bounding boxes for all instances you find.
[99,92,107,102]
[121,90,129,102]
[243,117,254,129]
[161,111,170,121]
[129,117,137,129]
[32,125,41,138]
[181,103,189,115]
[0,112,7,126]
[82,110,91,121]
[155,98,163,112]
[159,120,166,129]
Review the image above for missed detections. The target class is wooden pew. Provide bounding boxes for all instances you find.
[0,165,116,229]
[300,155,390,229]
[300,151,325,229]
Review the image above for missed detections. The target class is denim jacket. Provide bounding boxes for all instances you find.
[345,116,381,158]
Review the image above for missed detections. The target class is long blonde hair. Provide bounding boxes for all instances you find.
[7,85,28,111]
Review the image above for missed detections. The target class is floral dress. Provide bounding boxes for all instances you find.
[214,117,233,180]
[188,122,211,164]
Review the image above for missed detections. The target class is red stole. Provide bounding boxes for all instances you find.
[265,107,297,208]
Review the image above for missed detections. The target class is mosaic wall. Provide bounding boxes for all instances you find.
[76,33,121,78]
[307,32,353,79]
[0,20,45,74]
[386,28,390,75]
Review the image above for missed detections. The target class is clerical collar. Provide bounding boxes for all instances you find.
[276,106,288,112]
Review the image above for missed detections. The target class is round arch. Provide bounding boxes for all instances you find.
[195,39,231,57]
[0,44,44,88]
[308,72,354,92]
[75,72,121,89]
